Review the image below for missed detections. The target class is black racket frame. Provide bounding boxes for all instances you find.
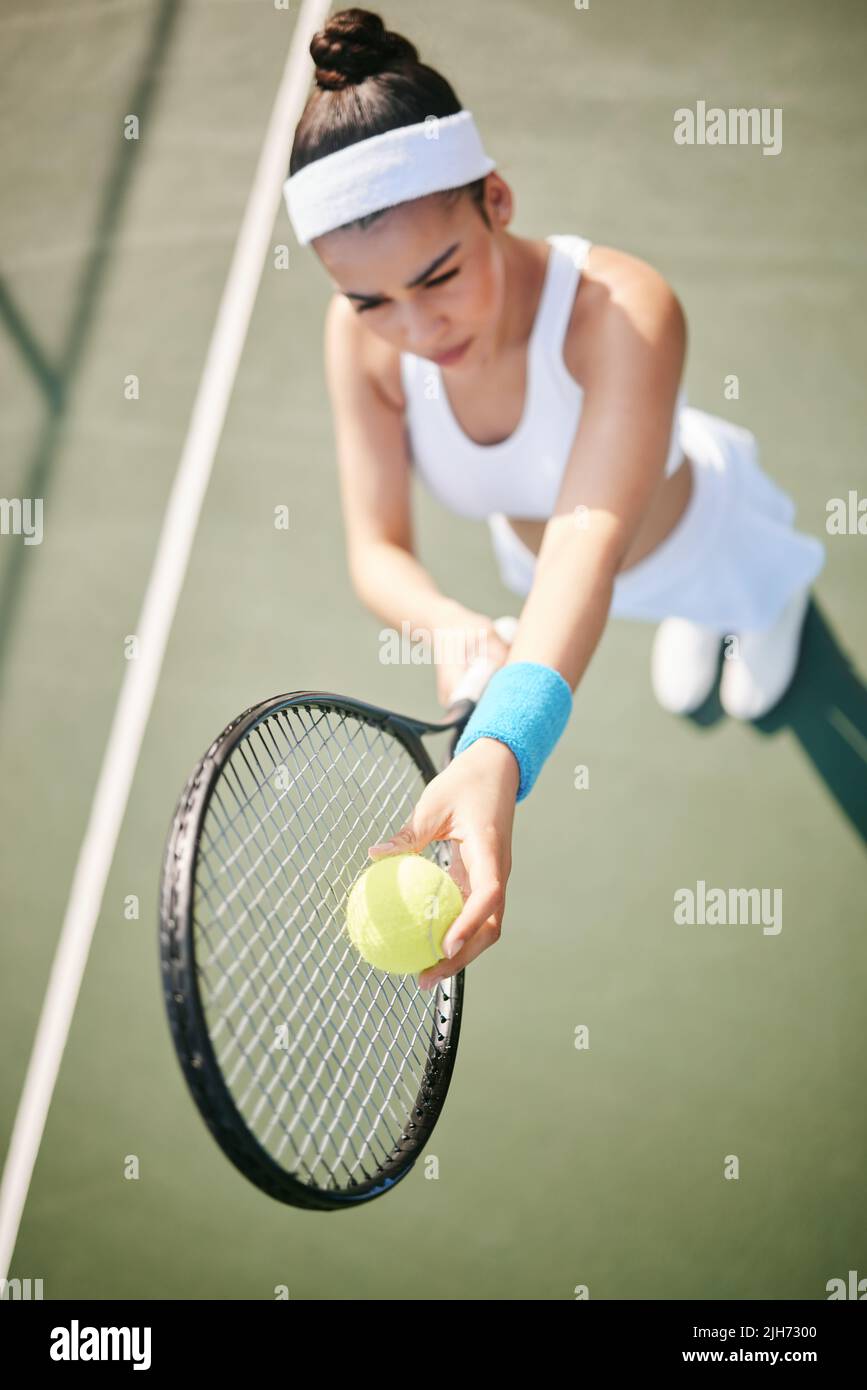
[159,689,473,1212]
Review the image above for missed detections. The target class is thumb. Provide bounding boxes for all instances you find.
[368,803,440,859]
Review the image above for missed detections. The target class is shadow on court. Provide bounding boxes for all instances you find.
[0,0,181,703]
[688,599,867,845]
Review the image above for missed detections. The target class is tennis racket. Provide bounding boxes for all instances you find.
[158,615,517,1211]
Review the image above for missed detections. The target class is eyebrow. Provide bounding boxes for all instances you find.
[344,241,462,303]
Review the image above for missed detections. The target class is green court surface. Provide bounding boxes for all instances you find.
[1,0,865,1300]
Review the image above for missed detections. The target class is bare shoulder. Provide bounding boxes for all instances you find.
[563,243,687,386]
[324,293,405,412]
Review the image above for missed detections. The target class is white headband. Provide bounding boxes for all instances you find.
[283,108,496,245]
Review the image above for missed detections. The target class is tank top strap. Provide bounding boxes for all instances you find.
[531,234,592,371]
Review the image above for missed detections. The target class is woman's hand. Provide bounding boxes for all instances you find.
[434,610,513,709]
[368,737,520,990]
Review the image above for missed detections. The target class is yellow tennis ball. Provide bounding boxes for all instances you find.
[345,853,464,975]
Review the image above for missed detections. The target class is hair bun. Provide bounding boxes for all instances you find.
[311,7,418,90]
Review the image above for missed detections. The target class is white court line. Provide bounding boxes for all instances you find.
[0,0,332,1283]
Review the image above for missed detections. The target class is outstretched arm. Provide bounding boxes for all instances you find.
[370,253,687,990]
[324,293,513,701]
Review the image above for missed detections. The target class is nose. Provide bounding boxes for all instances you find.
[399,300,448,355]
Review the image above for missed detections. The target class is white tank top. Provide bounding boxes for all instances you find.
[399,233,686,521]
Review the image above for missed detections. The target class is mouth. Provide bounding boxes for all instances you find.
[429,336,473,366]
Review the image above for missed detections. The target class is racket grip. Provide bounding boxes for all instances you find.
[445,614,519,708]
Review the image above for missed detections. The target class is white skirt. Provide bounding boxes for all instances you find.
[488,406,826,634]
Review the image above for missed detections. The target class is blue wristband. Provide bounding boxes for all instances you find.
[453,661,573,801]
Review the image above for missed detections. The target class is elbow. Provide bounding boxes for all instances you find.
[347,538,390,614]
[665,289,688,379]
[348,551,375,610]
[343,534,370,602]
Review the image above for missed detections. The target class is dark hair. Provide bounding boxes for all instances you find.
[289,7,491,236]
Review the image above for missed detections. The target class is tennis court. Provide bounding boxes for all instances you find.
[1,0,865,1299]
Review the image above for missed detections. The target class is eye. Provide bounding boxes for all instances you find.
[425,268,459,289]
[350,266,460,315]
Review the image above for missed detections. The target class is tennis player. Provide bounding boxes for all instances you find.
[283,8,826,990]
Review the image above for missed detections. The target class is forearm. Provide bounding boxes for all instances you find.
[507,515,618,691]
[452,520,617,799]
[350,539,477,635]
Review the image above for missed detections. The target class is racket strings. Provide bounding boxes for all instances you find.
[191,702,452,1193]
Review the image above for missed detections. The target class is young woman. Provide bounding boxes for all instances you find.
[283,8,826,991]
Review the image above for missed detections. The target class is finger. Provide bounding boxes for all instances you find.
[438,831,508,957]
[439,675,466,710]
[476,634,508,668]
[418,915,501,990]
[446,841,470,898]
[439,869,504,963]
[368,794,446,859]
[368,824,418,858]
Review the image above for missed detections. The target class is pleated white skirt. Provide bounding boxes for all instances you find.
[488,406,826,634]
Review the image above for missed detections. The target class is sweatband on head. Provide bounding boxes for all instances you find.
[453,661,573,801]
[283,109,496,245]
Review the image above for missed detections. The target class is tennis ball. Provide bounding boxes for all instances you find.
[345,853,464,975]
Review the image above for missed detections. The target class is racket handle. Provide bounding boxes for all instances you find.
[445,614,519,708]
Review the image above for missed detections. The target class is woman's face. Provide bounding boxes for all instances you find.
[312,174,513,369]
